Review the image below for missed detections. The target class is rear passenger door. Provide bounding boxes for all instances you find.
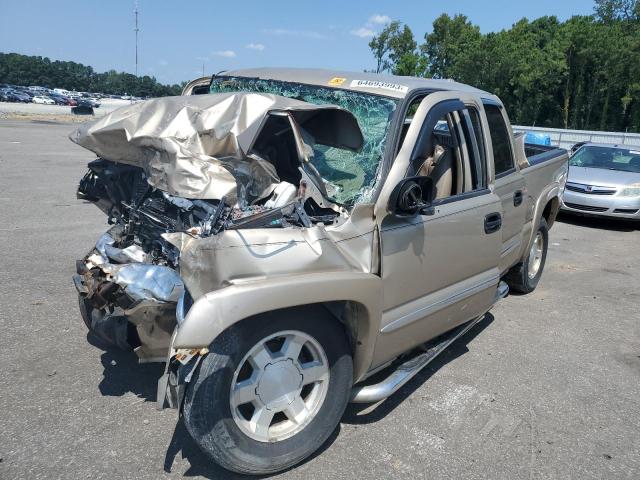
[482,101,527,272]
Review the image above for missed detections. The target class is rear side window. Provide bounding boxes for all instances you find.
[484,104,514,177]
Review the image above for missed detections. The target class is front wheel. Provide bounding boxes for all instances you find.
[504,218,549,294]
[183,308,353,475]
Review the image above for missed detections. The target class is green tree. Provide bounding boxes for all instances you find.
[421,14,482,79]
[0,52,183,97]
[369,1,640,132]
[368,21,421,76]
[594,0,639,22]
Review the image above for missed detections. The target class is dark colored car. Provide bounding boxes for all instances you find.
[47,94,68,105]
[48,93,78,106]
[14,88,34,101]
[72,99,95,115]
[1,89,30,103]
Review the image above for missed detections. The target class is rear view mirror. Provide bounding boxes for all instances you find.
[388,176,434,217]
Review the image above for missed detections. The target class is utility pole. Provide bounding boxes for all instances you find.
[134,1,139,77]
[202,63,205,77]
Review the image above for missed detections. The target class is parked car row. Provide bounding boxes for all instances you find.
[0,83,146,106]
[0,85,95,107]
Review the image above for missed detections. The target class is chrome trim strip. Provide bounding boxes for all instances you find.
[500,236,521,258]
[380,275,499,334]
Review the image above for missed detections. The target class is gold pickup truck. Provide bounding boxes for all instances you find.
[72,68,568,475]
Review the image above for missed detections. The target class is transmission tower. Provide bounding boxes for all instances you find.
[134,1,140,77]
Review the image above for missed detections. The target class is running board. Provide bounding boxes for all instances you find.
[350,314,487,404]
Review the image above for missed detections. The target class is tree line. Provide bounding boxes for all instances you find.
[368,0,640,132]
[0,52,183,97]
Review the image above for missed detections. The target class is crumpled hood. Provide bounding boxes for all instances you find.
[69,92,363,202]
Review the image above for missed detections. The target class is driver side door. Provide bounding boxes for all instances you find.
[371,92,503,368]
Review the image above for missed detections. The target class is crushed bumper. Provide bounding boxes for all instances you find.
[73,229,184,361]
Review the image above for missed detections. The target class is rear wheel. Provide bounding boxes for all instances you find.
[504,218,549,294]
[183,309,353,475]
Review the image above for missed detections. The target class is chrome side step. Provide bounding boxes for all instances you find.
[350,313,487,404]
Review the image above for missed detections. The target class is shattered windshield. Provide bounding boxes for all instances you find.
[210,77,399,205]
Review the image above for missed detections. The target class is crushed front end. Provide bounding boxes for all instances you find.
[70,92,365,365]
[73,158,333,361]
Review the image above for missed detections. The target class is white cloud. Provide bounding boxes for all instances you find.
[368,14,391,25]
[213,50,236,58]
[262,28,327,40]
[350,27,375,38]
[246,43,265,51]
[158,59,169,67]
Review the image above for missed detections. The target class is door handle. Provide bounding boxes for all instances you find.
[513,190,523,207]
[484,212,502,234]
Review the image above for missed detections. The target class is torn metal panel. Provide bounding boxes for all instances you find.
[113,264,184,303]
[162,215,375,301]
[70,92,363,205]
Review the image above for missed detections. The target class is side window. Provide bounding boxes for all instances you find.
[483,104,514,177]
[411,105,485,202]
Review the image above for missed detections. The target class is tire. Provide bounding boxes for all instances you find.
[183,308,353,475]
[504,218,549,294]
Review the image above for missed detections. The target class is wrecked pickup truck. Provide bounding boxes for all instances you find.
[72,68,568,475]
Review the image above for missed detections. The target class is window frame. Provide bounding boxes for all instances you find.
[482,101,516,179]
[409,100,491,207]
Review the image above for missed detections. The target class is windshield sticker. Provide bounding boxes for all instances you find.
[349,79,409,94]
[328,77,346,86]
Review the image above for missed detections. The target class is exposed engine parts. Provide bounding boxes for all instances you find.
[73,157,340,358]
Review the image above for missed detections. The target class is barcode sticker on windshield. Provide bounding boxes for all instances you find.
[350,80,409,94]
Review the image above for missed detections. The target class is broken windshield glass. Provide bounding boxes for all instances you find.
[210,77,399,206]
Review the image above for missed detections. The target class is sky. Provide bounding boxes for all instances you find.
[0,0,595,85]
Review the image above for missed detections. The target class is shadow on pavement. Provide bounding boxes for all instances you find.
[556,212,639,232]
[91,334,163,401]
[164,418,341,479]
[342,313,495,425]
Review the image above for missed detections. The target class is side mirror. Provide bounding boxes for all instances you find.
[388,176,435,217]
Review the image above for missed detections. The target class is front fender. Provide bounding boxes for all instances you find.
[173,271,383,380]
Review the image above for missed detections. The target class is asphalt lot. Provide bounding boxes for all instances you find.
[1,119,639,480]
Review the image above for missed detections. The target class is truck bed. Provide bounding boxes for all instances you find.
[524,143,568,167]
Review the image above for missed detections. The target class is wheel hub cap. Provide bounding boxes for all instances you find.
[256,359,303,411]
[527,231,544,279]
[229,330,330,442]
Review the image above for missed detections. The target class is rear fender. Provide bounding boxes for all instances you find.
[521,185,561,260]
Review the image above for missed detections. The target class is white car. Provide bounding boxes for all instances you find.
[32,95,55,105]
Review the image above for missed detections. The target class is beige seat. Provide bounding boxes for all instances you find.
[417,144,454,200]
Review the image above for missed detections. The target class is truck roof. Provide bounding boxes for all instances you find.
[220,67,490,99]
